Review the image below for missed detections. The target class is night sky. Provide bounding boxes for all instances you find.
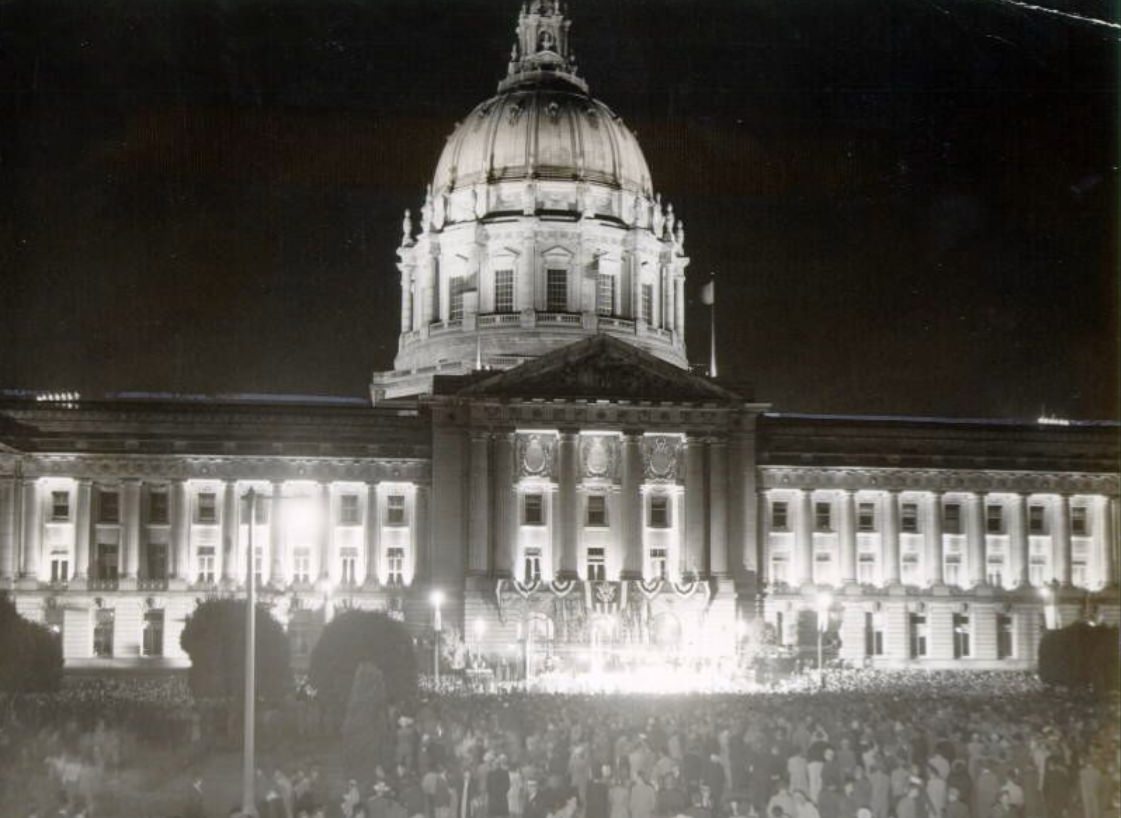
[1,0,1117,419]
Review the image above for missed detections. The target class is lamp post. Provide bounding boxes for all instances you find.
[1040,585,1058,630]
[242,488,257,817]
[816,590,833,686]
[429,589,444,686]
[473,617,486,663]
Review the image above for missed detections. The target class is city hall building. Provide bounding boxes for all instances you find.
[1,1,1117,676]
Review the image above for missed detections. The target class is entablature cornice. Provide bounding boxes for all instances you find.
[759,465,1119,497]
[14,454,430,485]
[453,399,765,434]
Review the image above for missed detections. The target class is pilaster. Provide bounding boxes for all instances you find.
[620,432,643,580]
[468,432,491,576]
[708,437,728,577]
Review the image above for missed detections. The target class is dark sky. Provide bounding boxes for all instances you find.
[1,0,1118,419]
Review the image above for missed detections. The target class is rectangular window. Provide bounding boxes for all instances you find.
[986,504,1004,534]
[813,552,833,584]
[1071,561,1087,587]
[909,614,928,659]
[545,268,566,312]
[865,612,885,656]
[648,496,670,529]
[449,276,469,321]
[1029,505,1046,535]
[339,547,359,586]
[857,553,877,584]
[770,554,789,585]
[901,552,921,585]
[148,491,169,525]
[96,543,119,581]
[339,494,360,526]
[586,547,605,581]
[857,502,876,532]
[292,548,312,585]
[51,491,70,522]
[585,495,607,527]
[253,546,263,587]
[814,501,832,532]
[386,547,405,586]
[944,554,962,587]
[1071,506,1089,537]
[196,546,216,585]
[523,494,545,526]
[944,503,962,535]
[49,555,69,584]
[772,501,789,532]
[1029,557,1047,587]
[987,556,1005,587]
[99,491,120,524]
[997,613,1015,659]
[649,547,668,580]
[595,274,615,316]
[143,610,164,657]
[196,492,217,525]
[901,502,919,534]
[496,268,516,313]
[386,494,407,526]
[146,543,168,581]
[641,283,654,325]
[93,609,115,658]
[522,548,541,584]
[952,613,971,659]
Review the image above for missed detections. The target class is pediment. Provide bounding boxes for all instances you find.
[458,335,742,403]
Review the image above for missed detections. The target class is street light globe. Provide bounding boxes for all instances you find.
[816,590,833,610]
[429,589,444,607]
[474,618,486,638]
[1038,586,1052,600]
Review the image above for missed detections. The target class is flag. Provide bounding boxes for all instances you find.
[700,278,715,306]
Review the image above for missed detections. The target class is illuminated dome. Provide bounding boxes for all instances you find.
[372,1,690,402]
[432,89,653,197]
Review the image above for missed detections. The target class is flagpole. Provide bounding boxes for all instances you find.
[242,488,257,817]
[708,272,717,378]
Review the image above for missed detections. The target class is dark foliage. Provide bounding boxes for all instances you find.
[309,609,417,729]
[1037,621,1119,695]
[0,594,63,693]
[341,662,390,781]
[179,597,291,703]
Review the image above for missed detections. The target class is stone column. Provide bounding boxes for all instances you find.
[966,493,986,588]
[493,432,515,578]
[269,481,284,587]
[221,481,237,583]
[0,476,15,581]
[926,491,944,586]
[621,432,644,580]
[122,479,141,580]
[556,430,579,579]
[1053,494,1072,586]
[682,435,707,577]
[318,482,332,583]
[708,437,728,577]
[796,489,814,586]
[839,490,857,584]
[20,478,41,579]
[468,432,490,576]
[1012,493,1030,588]
[881,490,900,586]
[170,479,188,582]
[74,480,92,581]
[1102,495,1117,586]
[364,483,380,586]
[413,484,429,584]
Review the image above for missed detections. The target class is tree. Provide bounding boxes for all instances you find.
[308,609,417,730]
[179,598,291,706]
[0,593,63,693]
[341,662,390,781]
[1038,621,1119,695]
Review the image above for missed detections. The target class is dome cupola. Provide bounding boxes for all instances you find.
[372,1,690,403]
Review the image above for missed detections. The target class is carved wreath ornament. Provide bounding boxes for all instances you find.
[517,433,554,478]
[643,436,680,481]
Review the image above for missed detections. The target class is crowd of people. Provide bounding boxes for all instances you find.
[4,670,1118,818]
